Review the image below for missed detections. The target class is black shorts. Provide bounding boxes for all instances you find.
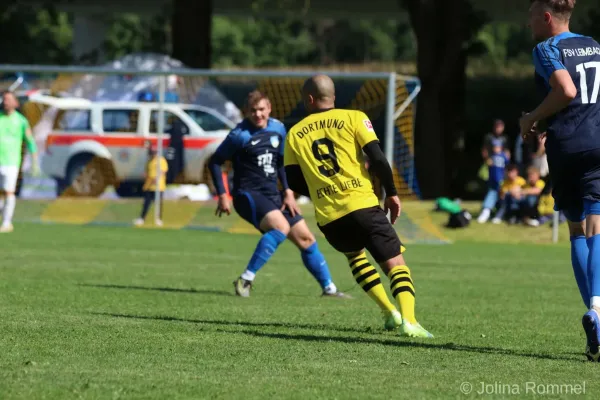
[318,206,404,263]
[233,190,303,233]
[548,148,600,221]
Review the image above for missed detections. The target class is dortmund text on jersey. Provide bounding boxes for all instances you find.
[284,109,380,226]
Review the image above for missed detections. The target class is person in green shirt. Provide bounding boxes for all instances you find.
[0,91,38,233]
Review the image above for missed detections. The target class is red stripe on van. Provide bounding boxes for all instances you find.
[46,134,218,149]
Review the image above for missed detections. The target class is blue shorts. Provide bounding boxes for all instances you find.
[233,190,303,233]
[548,148,600,221]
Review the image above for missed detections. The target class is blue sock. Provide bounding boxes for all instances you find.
[571,236,590,308]
[243,230,287,278]
[588,234,600,304]
[301,242,333,289]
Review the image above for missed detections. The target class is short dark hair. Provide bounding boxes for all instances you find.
[245,90,270,108]
[506,163,519,172]
[531,0,576,20]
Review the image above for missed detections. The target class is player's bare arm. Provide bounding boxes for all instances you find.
[216,193,231,217]
[523,186,543,196]
[362,140,401,224]
[520,69,577,137]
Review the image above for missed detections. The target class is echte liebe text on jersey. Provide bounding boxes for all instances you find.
[316,178,364,199]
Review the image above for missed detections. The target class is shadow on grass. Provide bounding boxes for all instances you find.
[81,284,231,297]
[92,312,378,334]
[236,330,584,362]
[81,283,334,299]
[94,312,582,362]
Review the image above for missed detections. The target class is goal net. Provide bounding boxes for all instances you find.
[211,74,421,199]
[0,64,447,244]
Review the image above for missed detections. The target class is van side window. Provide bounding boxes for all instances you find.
[56,110,91,131]
[103,109,139,133]
[150,111,189,135]
[184,109,231,131]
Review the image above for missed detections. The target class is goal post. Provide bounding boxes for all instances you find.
[0,64,421,198]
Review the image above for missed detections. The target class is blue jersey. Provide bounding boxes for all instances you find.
[211,118,287,195]
[533,32,600,155]
[488,152,508,190]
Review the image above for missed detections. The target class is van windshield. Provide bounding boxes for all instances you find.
[184,109,232,132]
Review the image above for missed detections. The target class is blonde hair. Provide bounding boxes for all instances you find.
[527,166,541,177]
[245,90,270,109]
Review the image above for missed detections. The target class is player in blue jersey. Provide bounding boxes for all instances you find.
[208,91,346,298]
[522,0,600,361]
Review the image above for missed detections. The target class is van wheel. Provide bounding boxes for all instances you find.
[64,155,110,197]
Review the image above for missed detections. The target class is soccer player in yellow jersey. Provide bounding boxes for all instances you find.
[284,75,433,338]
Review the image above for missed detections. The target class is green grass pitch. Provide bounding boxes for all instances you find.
[1,223,599,399]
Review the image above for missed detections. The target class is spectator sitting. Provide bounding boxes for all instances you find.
[538,190,568,225]
[491,164,526,224]
[519,166,545,227]
[538,193,555,224]
[477,139,509,223]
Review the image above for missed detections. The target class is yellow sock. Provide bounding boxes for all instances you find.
[347,252,397,313]
[388,265,417,324]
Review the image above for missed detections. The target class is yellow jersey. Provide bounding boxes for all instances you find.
[284,109,380,226]
[524,179,545,191]
[500,176,526,194]
[143,156,169,192]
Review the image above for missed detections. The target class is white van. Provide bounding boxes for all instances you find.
[32,94,234,197]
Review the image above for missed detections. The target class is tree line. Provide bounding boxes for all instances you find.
[0,3,556,68]
[3,1,600,197]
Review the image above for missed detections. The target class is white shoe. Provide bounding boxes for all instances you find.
[477,209,491,224]
[156,219,164,227]
[133,218,144,227]
[491,217,502,224]
[524,218,540,227]
[0,223,14,233]
[322,282,338,295]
